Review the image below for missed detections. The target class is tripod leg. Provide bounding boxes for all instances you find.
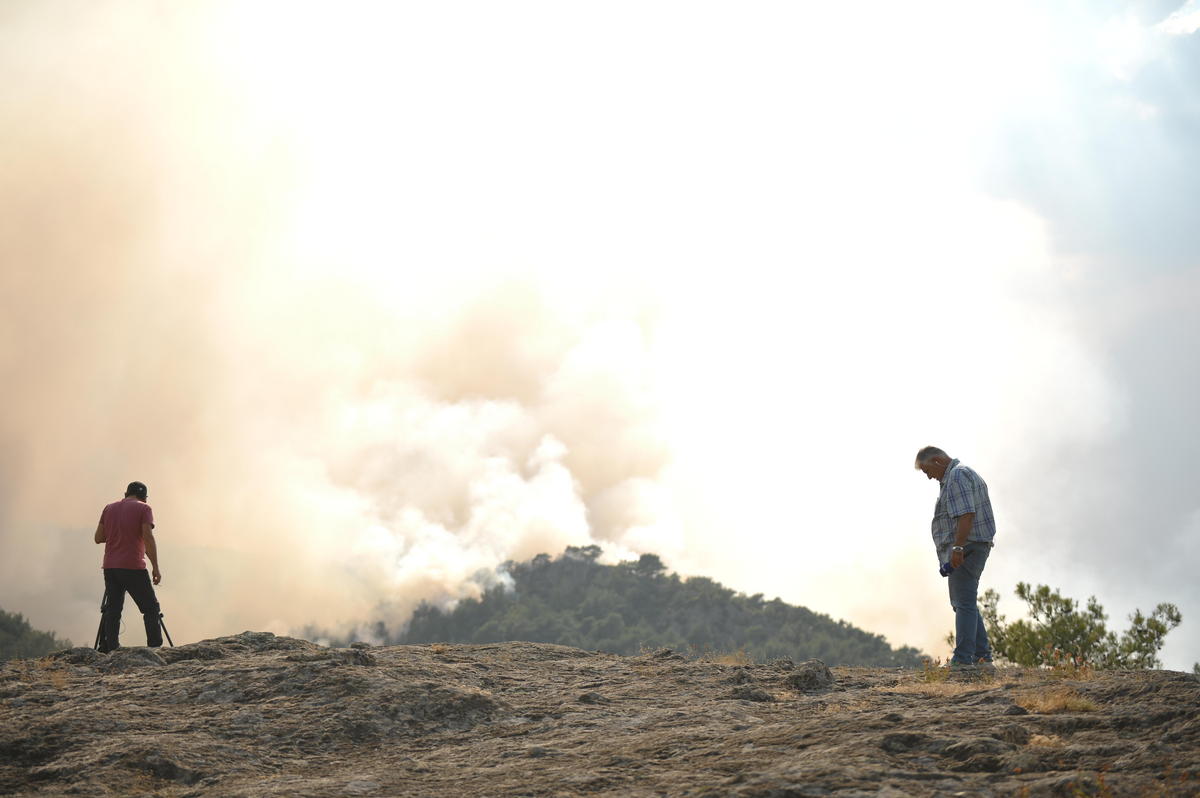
[95,590,109,652]
[159,614,174,647]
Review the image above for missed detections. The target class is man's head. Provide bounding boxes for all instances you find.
[914,446,951,482]
[125,481,148,501]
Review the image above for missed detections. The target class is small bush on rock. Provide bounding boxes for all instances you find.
[982,583,1180,670]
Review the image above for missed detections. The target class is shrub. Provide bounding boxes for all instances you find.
[981,583,1180,669]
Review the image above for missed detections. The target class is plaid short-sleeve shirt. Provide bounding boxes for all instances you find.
[931,459,996,556]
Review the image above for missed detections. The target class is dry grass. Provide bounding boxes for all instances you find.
[915,656,1001,686]
[1046,658,1098,682]
[1028,733,1066,747]
[47,666,69,689]
[1017,686,1099,714]
[879,681,984,697]
[919,657,950,683]
[1050,664,1098,682]
[6,657,70,689]
[701,649,753,666]
[1010,648,1102,682]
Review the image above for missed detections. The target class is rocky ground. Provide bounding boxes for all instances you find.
[1,633,1197,797]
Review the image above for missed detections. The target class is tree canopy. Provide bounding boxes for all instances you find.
[0,608,73,661]
[981,582,1182,669]
[356,547,924,667]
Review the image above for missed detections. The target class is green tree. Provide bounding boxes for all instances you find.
[633,553,666,578]
[381,547,924,666]
[982,583,1181,669]
[1,608,73,661]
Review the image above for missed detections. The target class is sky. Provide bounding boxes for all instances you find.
[1,0,1197,669]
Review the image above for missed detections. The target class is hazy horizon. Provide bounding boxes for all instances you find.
[2,1,1197,669]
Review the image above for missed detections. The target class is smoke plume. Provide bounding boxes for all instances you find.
[0,2,677,646]
[6,2,1196,669]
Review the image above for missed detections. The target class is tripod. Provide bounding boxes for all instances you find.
[94,589,174,651]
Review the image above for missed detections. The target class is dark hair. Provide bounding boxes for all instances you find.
[125,481,148,500]
[914,446,948,467]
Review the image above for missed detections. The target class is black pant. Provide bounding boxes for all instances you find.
[102,568,162,650]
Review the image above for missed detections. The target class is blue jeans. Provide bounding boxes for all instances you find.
[947,541,992,665]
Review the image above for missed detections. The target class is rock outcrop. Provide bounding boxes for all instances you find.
[2,632,1197,796]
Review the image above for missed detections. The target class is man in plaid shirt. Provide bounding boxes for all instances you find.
[915,446,996,672]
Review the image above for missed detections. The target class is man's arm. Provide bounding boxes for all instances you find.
[950,512,975,567]
[94,523,106,544]
[142,523,162,585]
[954,512,975,547]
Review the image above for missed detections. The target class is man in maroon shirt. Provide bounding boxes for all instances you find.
[94,481,163,651]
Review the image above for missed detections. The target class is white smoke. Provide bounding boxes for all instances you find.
[3,1,1194,670]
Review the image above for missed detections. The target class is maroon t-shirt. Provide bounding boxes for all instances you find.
[99,498,154,569]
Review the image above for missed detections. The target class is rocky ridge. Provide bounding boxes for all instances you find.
[1,632,1198,796]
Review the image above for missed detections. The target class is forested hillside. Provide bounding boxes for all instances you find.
[364,547,923,667]
[0,609,73,661]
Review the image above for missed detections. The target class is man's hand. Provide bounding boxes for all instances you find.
[951,549,965,569]
[143,523,161,585]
